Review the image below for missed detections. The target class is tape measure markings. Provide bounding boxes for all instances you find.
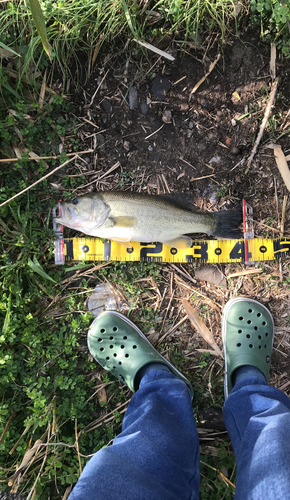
[55,237,290,264]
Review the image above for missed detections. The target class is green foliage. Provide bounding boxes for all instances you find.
[200,441,236,499]
[251,0,290,56]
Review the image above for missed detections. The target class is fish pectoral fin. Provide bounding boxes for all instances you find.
[162,236,193,249]
[113,216,137,228]
[111,238,133,249]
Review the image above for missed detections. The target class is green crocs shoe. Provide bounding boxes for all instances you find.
[88,310,193,398]
[222,297,274,398]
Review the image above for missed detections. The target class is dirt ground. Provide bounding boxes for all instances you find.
[63,26,290,428]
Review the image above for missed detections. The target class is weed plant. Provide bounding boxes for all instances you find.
[0,0,239,90]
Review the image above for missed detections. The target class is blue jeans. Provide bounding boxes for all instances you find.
[69,371,290,500]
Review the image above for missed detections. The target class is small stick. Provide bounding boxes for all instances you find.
[280,195,288,236]
[245,79,279,174]
[0,156,77,208]
[0,150,92,163]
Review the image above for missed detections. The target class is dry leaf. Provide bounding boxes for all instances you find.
[274,146,290,191]
[183,299,223,357]
[97,387,107,406]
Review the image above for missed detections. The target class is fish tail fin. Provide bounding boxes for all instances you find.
[210,209,242,239]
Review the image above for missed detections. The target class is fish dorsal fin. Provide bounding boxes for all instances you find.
[113,216,138,228]
[158,194,196,211]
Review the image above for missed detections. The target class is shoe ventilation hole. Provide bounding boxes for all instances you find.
[106,356,110,360]
[265,332,268,337]
[257,313,261,317]
[113,327,118,332]
[113,353,117,357]
[262,321,266,325]
[259,345,261,349]
[100,347,104,352]
[239,316,243,321]
[125,354,129,358]
[238,329,242,334]
[249,344,253,348]
[119,374,125,381]
[110,345,114,349]
[258,335,262,339]
[98,338,102,342]
[110,336,114,340]
[254,326,258,331]
[265,345,267,349]
[101,328,106,333]
[118,361,122,365]
[248,309,253,313]
[246,334,250,339]
[237,343,241,347]
[247,320,252,324]
[120,345,125,349]
[123,336,127,340]
[132,345,137,349]
[113,366,116,370]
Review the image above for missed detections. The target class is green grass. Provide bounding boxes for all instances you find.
[0,0,240,91]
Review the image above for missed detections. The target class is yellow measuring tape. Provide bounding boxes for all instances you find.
[55,237,290,264]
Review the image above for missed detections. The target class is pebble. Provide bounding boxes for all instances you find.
[151,76,170,101]
[128,86,138,110]
[97,134,105,150]
[123,140,130,152]
[140,102,149,115]
[187,129,193,139]
[231,118,237,127]
[100,98,112,113]
[188,121,194,129]
[84,157,90,163]
[148,145,153,151]
[201,101,208,109]
[162,110,172,123]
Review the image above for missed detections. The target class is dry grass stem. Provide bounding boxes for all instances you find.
[190,53,221,97]
[73,161,120,191]
[183,299,223,357]
[280,195,288,235]
[133,39,175,61]
[227,269,263,278]
[245,79,279,173]
[145,124,164,140]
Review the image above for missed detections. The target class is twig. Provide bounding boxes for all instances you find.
[245,79,279,174]
[0,156,77,208]
[0,150,92,163]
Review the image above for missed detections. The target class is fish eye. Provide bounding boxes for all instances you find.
[72,197,79,205]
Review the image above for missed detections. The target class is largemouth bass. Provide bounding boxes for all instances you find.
[54,191,242,249]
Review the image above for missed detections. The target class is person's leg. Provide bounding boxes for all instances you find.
[222,298,290,499]
[69,312,200,500]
